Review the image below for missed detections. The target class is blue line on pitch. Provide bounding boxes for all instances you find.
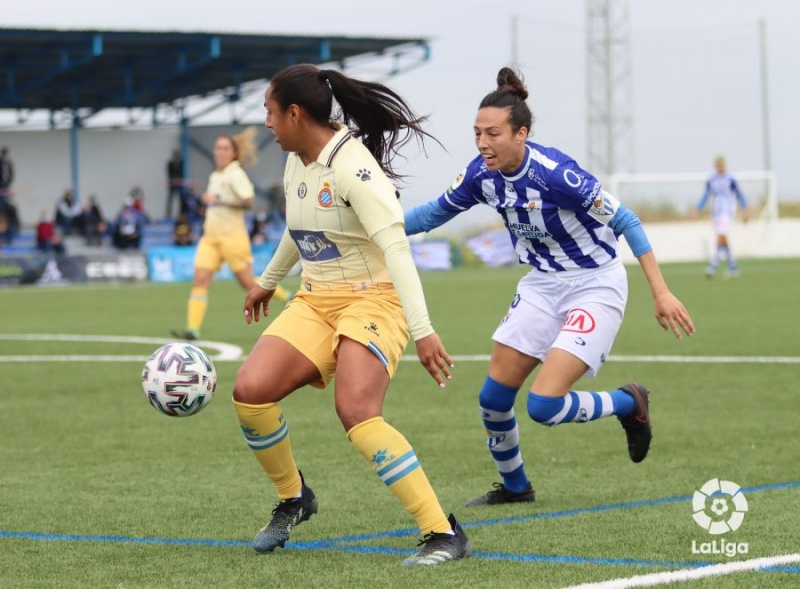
[2,479,798,570]
[762,566,800,574]
[324,480,800,544]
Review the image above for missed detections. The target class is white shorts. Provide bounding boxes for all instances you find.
[492,258,628,377]
[712,215,733,236]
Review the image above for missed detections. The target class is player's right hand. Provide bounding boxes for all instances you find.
[243,285,274,324]
[415,332,454,388]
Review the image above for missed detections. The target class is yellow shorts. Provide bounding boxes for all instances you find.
[195,230,252,273]
[264,284,409,389]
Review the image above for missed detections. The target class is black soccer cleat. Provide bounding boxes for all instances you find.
[253,471,318,553]
[618,383,652,463]
[170,328,199,341]
[464,482,536,507]
[400,513,473,566]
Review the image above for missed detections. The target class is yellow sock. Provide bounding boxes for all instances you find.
[234,400,302,499]
[348,416,450,534]
[187,287,209,332]
[273,284,292,303]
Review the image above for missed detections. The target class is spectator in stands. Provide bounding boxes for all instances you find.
[112,196,147,250]
[265,181,288,225]
[129,186,151,222]
[166,148,185,219]
[249,210,268,246]
[36,209,66,254]
[81,195,106,246]
[181,181,205,225]
[55,189,83,236]
[0,193,20,244]
[173,212,195,246]
[0,147,13,202]
[0,146,15,243]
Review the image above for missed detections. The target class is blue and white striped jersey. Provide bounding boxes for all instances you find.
[698,173,747,219]
[437,141,622,273]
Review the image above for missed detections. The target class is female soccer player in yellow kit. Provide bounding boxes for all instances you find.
[232,64,472,566]
[172,128,291,341]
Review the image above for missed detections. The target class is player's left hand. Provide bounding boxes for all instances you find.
[654,292,695,339]
[414,332,454,388]
[243,285,274,324]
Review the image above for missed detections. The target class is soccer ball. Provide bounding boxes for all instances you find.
[141,342,217,417]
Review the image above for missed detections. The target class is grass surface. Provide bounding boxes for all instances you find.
[1,259,798,588]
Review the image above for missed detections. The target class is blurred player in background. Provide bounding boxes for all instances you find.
[232,64,472,566]
[405,67,695,507]
[172,129,292,341]
[693,156,749,278]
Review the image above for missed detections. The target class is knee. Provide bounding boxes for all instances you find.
[232,365,263,404]
[526,393,563,425]
[335,397,380,432]
[478,376,517,412]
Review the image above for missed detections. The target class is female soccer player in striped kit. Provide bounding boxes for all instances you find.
[232,64,471,565]
[405,67,696,507]
[694,156,749,278]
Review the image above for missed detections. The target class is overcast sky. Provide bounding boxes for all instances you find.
[3,0,799,216]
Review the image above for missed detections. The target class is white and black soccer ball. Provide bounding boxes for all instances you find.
[141,343,217,417]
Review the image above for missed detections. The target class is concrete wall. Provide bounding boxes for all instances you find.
[617,218,800,263]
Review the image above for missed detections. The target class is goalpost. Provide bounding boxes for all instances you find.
[607,171,779,222]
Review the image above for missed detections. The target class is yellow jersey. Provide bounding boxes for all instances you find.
[202,160,254,238]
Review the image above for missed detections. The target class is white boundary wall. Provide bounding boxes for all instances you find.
[617,218,800,263]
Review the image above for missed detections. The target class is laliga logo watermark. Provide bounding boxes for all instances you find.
[691,478,749,557]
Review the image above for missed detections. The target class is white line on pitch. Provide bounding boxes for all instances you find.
[400,354,800,364]
[2,354,800,364]
[561,553,800,589]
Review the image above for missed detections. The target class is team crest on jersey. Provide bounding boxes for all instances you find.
[317,182,334,208]
[447,167,467,195]
[297,182,308,199]
[562,308,596,333]
[590,191,619,217]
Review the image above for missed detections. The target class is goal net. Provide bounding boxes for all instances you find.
[606,171,779,222]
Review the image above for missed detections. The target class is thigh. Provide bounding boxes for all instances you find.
[232,266,255,291]
[552,269,627,378]
[221,230,253,273]
[334,292,409,380]
[492,282,564,363]
[713,215,732,236]
[195,236,223,272]
[233,335,321,404]
[488,341,540,390]
[334,336,390,431]
[264,293,338,389]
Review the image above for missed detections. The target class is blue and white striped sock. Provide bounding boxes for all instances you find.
[479,376,530,493]
[527,388,635,426]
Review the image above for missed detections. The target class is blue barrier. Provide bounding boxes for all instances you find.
[146,244,277,283]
